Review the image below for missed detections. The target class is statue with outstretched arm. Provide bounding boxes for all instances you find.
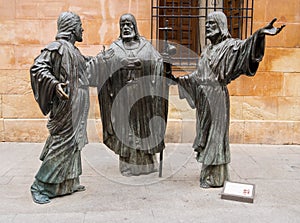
[177,12,285,188]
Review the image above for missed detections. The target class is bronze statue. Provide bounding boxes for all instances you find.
[30,12,94,204]
[177,11,285,188]
[88,13,173,176]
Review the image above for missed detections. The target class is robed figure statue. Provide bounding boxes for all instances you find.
[88,13,172,176]
[177,12,285,188]
[30,12,95,204]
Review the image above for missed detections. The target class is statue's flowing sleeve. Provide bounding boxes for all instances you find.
[87,51,111,88]
[177,71,198,109]
[222,30,266,82]
[30,44,61,115]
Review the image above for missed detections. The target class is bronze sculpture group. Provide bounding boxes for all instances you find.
[30,11,284,204]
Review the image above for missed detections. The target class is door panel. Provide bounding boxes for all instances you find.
[159,0,200,57]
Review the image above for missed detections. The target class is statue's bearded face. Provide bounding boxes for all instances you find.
[205,16,221,41]
[120,19,136,40]
[74,20,83,42]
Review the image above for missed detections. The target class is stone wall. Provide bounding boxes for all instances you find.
[0,0,299,144]
[228,0,300,144]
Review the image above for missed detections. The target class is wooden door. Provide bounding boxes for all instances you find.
[224,0,243,38]
[159,0,200,58]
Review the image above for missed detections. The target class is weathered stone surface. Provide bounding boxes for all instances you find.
[283,73,300,96]
[37,1,67,19]
[261,48,300,73]
[87,119,103,143]
[4,119,48,142]
[2,94,43,119]
[39,20,57,45]
[0,96,2,119]
[242,96,278,120]
[16,0,66,19]
[0,0,15,19]
[0,21,16,45]
[264,22,299,48]
[83,19,152,46]
[64,0,151,22]
[228,78,243,96]
[229,121,245,144]
[282,23,300,48]
[230,96,244,120]
[15,0,39,19]
[83,21,115,47]
[0,69,31,95]
[78,45,106,58]
[169,85,179,96]
[165,119,182,143]
[14,45,41,69]
[253,0,266,22]
[265,0,300,23]
[278,97,300,121]
[0,46,15,70]
[137,20,152,39]
[0,119,3,142]
[0,0,299,144]
[181,119,196,143]
[168,95,195,120]
[83,19,104,45]
[229,72,284,97]
[88,94,101,119]
[244,121,294,144]
[3,118,103,143]
[292,122,300,144]
[15,20,41,45]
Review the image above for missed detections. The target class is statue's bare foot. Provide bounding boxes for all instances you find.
[200,181,211,189]
[74,185,86,192]
[121,170,133,177]
[31,191,50,204]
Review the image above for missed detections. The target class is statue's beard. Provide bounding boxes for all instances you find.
[122,31,135,40]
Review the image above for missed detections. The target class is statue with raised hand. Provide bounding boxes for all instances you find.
[177,12,285,189]
[88,13,174,177]
[259,18,285,36]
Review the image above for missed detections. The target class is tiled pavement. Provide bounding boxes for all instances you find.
[0,143,299,223]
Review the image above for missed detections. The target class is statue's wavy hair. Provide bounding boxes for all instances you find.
[56,11,81,40]
[208,11,232,41]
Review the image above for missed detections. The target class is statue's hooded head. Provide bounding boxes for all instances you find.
[206,11,231,41]
[56,11,81,41]
[119,13,140,40]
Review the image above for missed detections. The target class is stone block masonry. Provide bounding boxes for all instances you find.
[0,0,299,144]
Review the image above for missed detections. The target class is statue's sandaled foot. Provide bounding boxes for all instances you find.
[74,185,86,192]
[121,170,133,177]
[200,181,211,189]
[31,191,50,204]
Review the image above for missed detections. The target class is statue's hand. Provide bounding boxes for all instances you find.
[260,18,285,36]
[56,82,69,100]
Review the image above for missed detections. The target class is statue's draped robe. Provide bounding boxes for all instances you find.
[178,32,265,186]
[30,39,92,196]
[88,37,169,175]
